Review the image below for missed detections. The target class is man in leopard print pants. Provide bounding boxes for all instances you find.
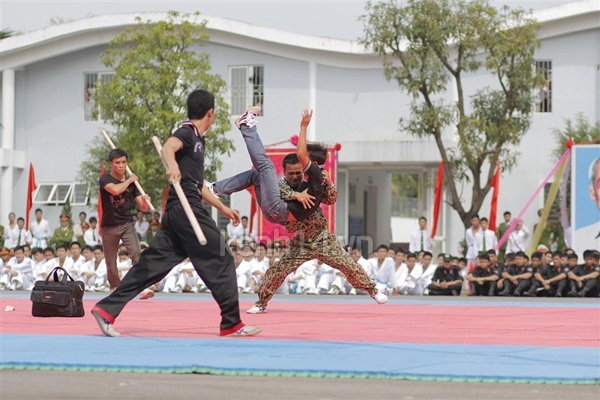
[247,164,388,314]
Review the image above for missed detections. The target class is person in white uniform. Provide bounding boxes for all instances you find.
[396,252,423,295]
[409,217,434,253]
[417,251,436,295]
[366,245,397,295]
[475,217,498,255]
[506,219,529,254]
[7,217,33,249]
[0,246,34,290]
[29,208,51,249]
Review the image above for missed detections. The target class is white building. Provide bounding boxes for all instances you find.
[1,1,598,255]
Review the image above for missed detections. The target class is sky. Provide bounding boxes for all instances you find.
[1,0,575,41]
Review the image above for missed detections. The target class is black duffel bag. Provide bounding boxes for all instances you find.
[30,267,85,317]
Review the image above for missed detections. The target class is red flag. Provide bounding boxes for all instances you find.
[98,161,105,235]
[26,163,37,230]
[489,161,501,233]
[430,161,444,238]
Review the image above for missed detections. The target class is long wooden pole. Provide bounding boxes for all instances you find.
[101,130,155,212]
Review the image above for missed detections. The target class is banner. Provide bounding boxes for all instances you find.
[257,148,338,242]
[26,163,37,230]
[571,144,600,257]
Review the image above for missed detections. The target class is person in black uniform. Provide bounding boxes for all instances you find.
[91,89,261,338]
[498,251,533,296]
[527,251,569,297]
[427,254,463,296]
[467,253,500,296]
[567,250,600,297]
[520,252,543,297]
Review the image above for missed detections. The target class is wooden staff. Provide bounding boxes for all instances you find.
[151,136,207,246]
[101,130,155,212]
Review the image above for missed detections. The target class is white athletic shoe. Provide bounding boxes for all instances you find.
[246,305,267,314]
[371,291,388,304]
[234,106,261,129]
[204,181,220,199]
[91,309,121,337]
[139,288,155,299]
[225,325,262,337]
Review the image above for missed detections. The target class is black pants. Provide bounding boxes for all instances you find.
[472,281,495,296]
[569,279,600,297]
[501,279,530,295]
[529,279,567,297]
[95,203,242,330]
[427,282,462,296]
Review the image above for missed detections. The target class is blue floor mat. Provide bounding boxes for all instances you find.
[1,334,598,384]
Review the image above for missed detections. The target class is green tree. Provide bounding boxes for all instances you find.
[79,11,234,205]
[552,113,600,160]
[0,28,15,40]
[360,0,542,228]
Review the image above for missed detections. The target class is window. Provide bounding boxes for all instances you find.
[535,61,552,113]
[84,72,115,121]
[229,65,264,115]
[33,183,90,206]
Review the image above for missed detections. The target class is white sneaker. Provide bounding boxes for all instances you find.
[246,305,267,314]
[204,181,220,199]
[327,285,341,295]
[190,286,199,293]
[349,288,357,295]
[371,291,388,304]
[234,106,261,129]
[169,285,183,293]
[225,325,262,337]
[139,288,154,300]
[91,309,121,337]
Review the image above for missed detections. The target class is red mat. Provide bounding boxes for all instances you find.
[1,297,598,347]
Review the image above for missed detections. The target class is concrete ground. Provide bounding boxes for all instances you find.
[2,370,600,400]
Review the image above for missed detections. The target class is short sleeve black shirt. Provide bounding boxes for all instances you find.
[99,174,140,228]
[166,124,205,210]
[432,265,463,283]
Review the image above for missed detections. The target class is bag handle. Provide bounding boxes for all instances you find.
[46,266,76,283]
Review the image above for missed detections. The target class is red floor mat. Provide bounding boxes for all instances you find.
[2,297,598,347]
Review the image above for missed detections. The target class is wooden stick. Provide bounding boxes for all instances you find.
[151,136,207,246]
[101,130,155,212]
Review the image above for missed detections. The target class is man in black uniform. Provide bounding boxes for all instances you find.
[427,254,463,296]
[527,251,569,297]
[467,253,500,296]
[498,251,533,296]
[91,89,261,337]
[520,252,543,297]
[567,250,600,297]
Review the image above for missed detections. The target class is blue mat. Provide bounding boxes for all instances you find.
[1,334,598,384]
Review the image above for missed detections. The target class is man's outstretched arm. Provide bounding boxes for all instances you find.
[297,109,313,169]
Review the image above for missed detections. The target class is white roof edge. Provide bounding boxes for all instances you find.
[533,0,599,23]
[0,12,367,55]
[1,0,598,57]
